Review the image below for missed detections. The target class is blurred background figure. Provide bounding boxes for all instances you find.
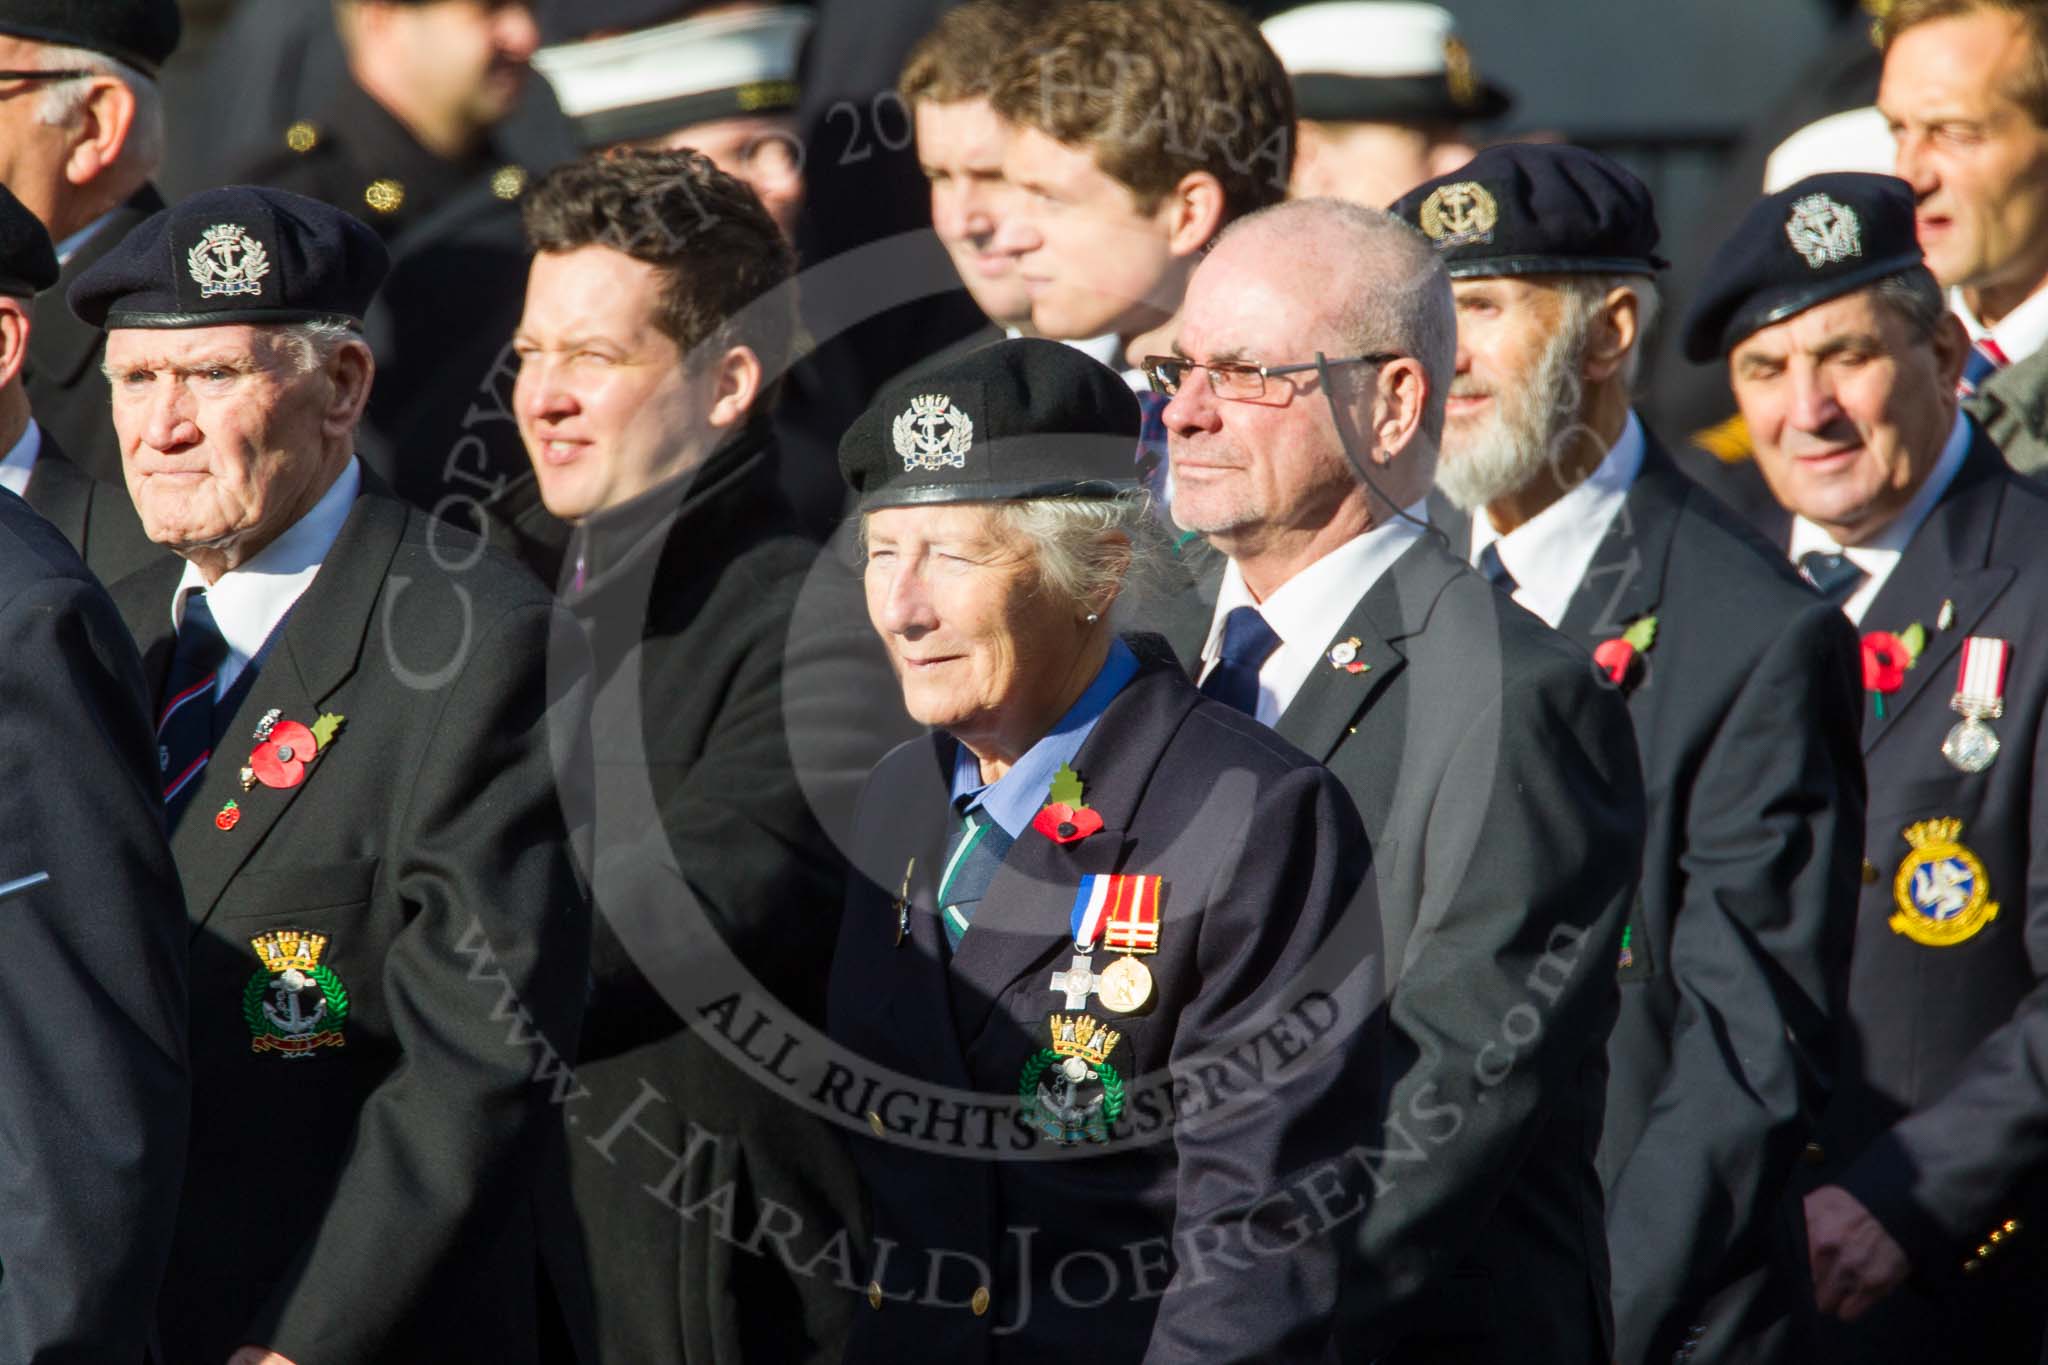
[1880,0,2048,472]
[1262,1,1509,209]
[898,0,1050,352]
[233,0,540,241]
[0,0,179,490]
[534,2,811,239]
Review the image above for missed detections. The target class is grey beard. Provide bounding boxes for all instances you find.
[1436,321,1589,513]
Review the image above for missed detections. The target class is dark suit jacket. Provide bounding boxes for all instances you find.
[1434,434,1867,1365]
[0,489,187,1363]
[1164,533,1647,1365]
[829,655,1385,1364]
[21,425,168,588]
[26,187,164,486]
[112,479,592,1364]
[1775,428,2048,1364]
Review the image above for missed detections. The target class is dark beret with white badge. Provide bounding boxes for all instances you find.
[67,185,391,331]
[1679,171,1926,363]
[839,338,1141,511]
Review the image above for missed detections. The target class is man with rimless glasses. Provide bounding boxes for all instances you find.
[1153,194,1645,1365]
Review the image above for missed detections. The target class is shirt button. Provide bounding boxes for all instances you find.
[970,1286,991,1316]
[866,1111,885,1138]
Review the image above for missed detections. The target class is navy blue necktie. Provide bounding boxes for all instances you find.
[940,807,1015,953]
[1478,541,1518,594]
[1799,550,1866,606]
[159,589,228,831]
[1201,605,1282,717]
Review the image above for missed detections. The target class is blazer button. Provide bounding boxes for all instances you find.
[1802,1141,1825,1165]
[1861,859,1879,884]
[867,1281,883,1310]
[1964,1257,1984,1273]
[867,1111,885,1138]
[971,1286,991,1316]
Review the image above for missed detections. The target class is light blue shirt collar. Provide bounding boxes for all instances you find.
[949,637,1140,838]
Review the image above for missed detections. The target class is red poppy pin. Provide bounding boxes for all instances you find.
[243,713,345,791]
[1593,615,1659,688]
[1861,623,1925,718]
[1032,762,1104,844]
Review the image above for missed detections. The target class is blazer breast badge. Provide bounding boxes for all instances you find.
[1891,819,1999,948]
[1019,1013,1125,1146]
[244,929,350,1057]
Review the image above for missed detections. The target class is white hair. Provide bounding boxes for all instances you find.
[35,44,166,182]
[991,489,1171,612]
[1554,273,1663,391]
[273,320,365,376]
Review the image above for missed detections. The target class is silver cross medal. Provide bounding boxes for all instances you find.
[1050,954,1101,1008]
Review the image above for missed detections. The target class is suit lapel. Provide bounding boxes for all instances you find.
[34,189,163,390]
[21,431,90,549]
[1553,434,1685,649]
[945,663,1198,1046]
[1857,432,2014,755]
[168,491,409,930]
[1269,536,1462,763]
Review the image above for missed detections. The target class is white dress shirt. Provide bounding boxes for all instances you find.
[1954,285,2048,366]
[171,458,362,698]
[0,420,42,498]
[1789,412,1970,626]
[1468,410,1646,629]
[1198,505,1428,728]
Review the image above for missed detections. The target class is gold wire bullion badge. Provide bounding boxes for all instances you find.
[1417,181,1499,249]
[244,930,350,1057]
[1891,819,1999,947]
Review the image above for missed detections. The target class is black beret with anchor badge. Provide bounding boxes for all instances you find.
[839,338,1141,511]
[1391,141,1667,279]
[67,185,391,330]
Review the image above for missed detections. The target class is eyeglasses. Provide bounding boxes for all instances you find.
[1141,352,1403,403]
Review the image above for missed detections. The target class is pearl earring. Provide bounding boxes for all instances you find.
[1086,612,1101,623]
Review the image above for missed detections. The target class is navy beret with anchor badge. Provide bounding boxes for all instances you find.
[0,183,56,300]
[67,186,391,331]
[1679,172,1926,363]
[839,338,1141,511]
[0,0,180,76]
[1390,142,1668,279]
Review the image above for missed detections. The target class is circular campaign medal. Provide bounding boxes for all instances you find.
[1097,955,1153,1013]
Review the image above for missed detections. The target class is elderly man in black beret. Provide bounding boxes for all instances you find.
[70,184,591,1365]
[0,180,188,1365]
[1684,170,2048,1365]
[0,0,177,525]
[1391,144,1868,1365]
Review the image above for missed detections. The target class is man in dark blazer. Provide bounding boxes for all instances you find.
[1685,170,2048,1365]
[1393,146,1868,1365]
[1156,197,1647,1362]
[71,185,591,1365]
[0,0,181,486]
[0,197,187,1355]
